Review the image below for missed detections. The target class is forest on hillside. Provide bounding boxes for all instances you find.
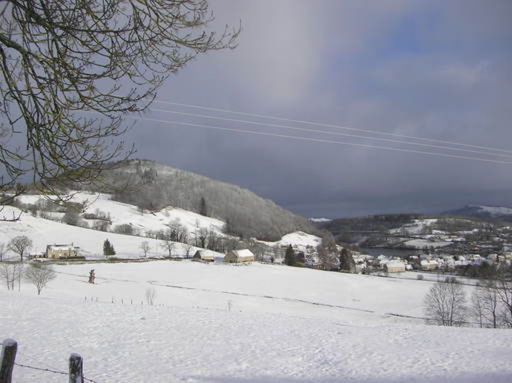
[93,160,315,241]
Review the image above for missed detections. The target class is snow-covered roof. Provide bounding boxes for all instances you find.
[47,244,78,251]
[386,261,405,268]
[195,250,214,259]
[231,249,255,259]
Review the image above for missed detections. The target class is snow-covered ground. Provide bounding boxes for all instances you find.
[4,194,319,259]
[403,239,452,249]
[2,261,512,382]
[2,195,512,382]
[0,205,217,259]
[258,231,321,253]
[16,192,226,237]
[389,218,438,235]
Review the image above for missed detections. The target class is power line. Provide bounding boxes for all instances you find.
[154,100,512,155]
[130,116,512,165]
[150,108,512,160]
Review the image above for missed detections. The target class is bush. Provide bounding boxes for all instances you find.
[93,220,110,232]
[113,224,134,235]
[62,207,82,226]
[417,274,424,280]
[56,256,86,261]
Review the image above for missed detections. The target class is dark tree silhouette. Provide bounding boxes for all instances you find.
[0,1,239,201]
[284,245,296,266]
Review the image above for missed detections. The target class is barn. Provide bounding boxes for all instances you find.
[224,249,255,263]
[193,250,214,262]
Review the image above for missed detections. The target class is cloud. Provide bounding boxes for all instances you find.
[132,0,512,218]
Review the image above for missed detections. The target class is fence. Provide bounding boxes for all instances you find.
[0,339,96,383]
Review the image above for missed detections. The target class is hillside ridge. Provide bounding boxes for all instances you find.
[94,159,316,240]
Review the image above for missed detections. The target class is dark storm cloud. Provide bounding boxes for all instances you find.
[129,0,512,218]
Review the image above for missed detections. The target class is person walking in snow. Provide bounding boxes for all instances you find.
[88,269,96,284]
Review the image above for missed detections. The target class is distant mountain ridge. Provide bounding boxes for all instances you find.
[443,205,512,222]
[92,159,315,241]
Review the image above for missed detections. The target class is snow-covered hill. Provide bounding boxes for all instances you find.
[0,205,218,259]
[99,159,315,240]
[1,193,322,259]
[444,204,512,221]
[258,231,321,252]
[17,191,226,238]
[1,261,511,382]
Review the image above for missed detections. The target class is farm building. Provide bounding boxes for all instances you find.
[46,244,80,259]
[224,249,255,263]
[193,250,214,262]
[384,261,406,273]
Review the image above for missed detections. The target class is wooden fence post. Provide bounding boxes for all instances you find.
[0,339,17,383]
[69,353,84,383]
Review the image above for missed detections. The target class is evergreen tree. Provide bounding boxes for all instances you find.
[103,239,116,256]
[200,196,208,217]
[339,248,356,273]
[284,245,296,266]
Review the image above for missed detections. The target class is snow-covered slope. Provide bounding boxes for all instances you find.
[1,261,511,382]
[1,195,322,259]
[258,231,321,252]
[0,205,217,259]
[445,204,512,221]
[17,191,226,237]
[101,159,315,240]
[474,205,512,216]
[389,218,438,235]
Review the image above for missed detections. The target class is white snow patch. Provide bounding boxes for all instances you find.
[471,205,512,217]
[259,231,322,252]
[1,261,511,382]
[310,217,332,222]
[404,239,452,249]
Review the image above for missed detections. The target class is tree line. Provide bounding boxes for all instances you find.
[424,265,512,328]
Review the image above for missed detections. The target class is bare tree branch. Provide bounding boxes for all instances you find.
[0,0,240,202]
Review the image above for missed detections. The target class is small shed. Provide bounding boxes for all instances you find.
[224,249,255,263]
[193,250,214,262]
[384,261,406,273]
[46,244,80,259]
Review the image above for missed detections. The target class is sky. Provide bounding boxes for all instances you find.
[128,0,512,218]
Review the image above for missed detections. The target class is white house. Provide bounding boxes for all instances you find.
[384,261,406,273]
[46,244,80,259]
[420,259,439,271]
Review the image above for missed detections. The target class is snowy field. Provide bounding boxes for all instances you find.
[2,261,512,382]
[0,205,221,259]
[16,192,226,238]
